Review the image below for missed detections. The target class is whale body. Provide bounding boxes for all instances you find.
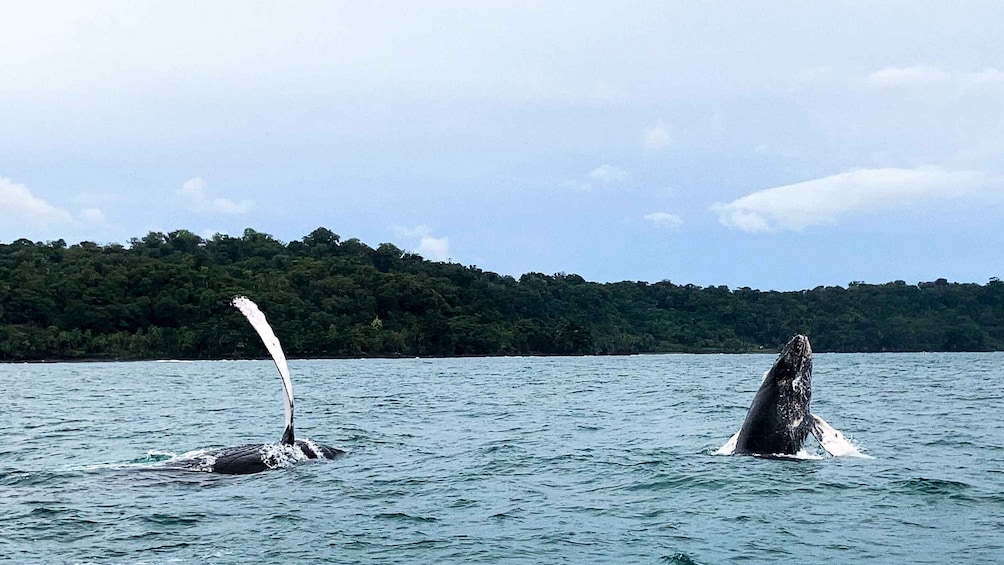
[717,334,861,457]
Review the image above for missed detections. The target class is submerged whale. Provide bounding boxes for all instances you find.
[717,334,861,457]
[166,296,344,474]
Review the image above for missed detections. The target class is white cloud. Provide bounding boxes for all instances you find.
[0,177,74,227]
[0,178,120,240]
[644,212,682,229]
[588,164,629,183]
[643,123,672,151]
[713,167,987,233]
[394,224,450,261]
[963,68,1004,90]
[867,65,1004,91]
[867,65,951,87]
[417,235,450,261]
[177,178,253,216]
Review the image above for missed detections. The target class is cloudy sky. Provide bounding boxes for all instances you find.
[2,2,1002,290]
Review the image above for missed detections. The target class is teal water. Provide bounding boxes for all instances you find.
[2,354,1003,564]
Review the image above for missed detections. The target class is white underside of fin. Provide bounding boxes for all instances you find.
[811,414,867,457]
[232,296,294,438]
[716,430,740,455]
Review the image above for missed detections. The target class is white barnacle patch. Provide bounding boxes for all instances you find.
[791,372,810,394]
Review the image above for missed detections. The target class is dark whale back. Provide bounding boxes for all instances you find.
[212,440,345,475]
[298,440,344,460]
[169,440,346,475]
[209,444,271,475]
[734,335,813,455]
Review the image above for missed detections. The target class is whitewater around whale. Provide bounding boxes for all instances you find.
[163,296,343,474]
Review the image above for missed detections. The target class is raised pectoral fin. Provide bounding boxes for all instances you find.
[232,296,296,445]
[811,414,865,457]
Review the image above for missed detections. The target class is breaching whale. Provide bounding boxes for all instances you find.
[717,334,861,457]
[166,296,343,474]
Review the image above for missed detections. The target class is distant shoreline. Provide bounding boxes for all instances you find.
[2,229,1002,361]
[5,348,1000,365]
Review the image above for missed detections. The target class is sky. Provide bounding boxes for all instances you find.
[1,2,1002,290]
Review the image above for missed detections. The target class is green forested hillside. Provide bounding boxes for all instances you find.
[1,227,1002,360]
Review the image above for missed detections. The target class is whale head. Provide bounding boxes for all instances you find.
[770,334,813,391]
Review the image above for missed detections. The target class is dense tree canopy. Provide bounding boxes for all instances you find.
[1,228,1002,361]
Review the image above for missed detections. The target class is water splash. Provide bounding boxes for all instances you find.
[713,430,869,459]
[259,443,310,470]
[165,449,219,472]
[144,450,177,461]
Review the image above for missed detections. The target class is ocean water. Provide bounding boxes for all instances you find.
[2,353,1003,564]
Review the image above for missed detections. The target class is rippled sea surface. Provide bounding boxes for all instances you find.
[3,353,1004,564]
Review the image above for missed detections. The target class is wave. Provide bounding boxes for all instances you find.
[890,477,973,497]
